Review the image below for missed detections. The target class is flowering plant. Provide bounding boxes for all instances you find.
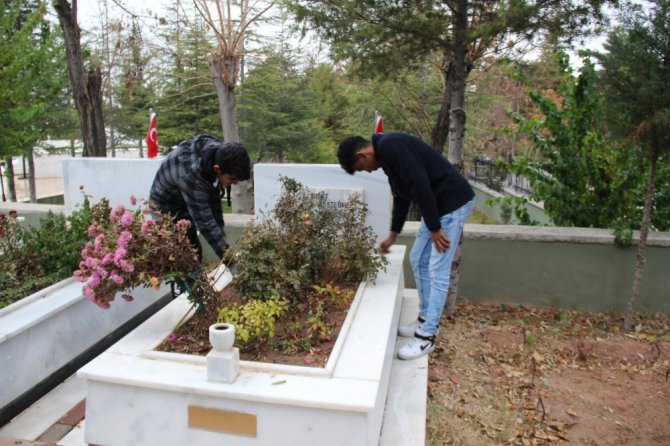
[74,195,215,309]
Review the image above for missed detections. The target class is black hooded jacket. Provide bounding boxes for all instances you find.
[149,135,228,257]
[372,132,474,233]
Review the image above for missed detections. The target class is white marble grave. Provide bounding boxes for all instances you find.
[79,247,405,446]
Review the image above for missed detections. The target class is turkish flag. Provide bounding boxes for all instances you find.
[146,112,158,158]
[374,114,383,134]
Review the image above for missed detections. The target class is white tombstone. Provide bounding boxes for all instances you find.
[253,164,391,243]
[62,158,163,214]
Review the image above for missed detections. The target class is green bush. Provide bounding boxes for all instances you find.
[0,197,93,309]
[218,176,387,350]
[216,297,289,350]
[233,176,387,302]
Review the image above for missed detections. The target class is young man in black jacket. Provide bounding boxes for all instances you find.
[150,135,251,261]
[338,132,475,360]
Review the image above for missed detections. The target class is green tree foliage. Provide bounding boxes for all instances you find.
[154,8,221,149]
[592,0,670,330]
[287,0,614,156]
[595,0,670,233]
[239,46,332,162]
[507,53,642,230]
[0,0,66,160]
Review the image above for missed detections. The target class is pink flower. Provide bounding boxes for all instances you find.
[117,259,135,273]
[121,294,134,302]
[110,273,124,285]
[94,300,110,309]
[129,195,137,206]
[141,219,156,236]
[167,333,179,344]
[83,285,95,301]
[87,222,100,237]
[118,230,133,246]
[114,246,127,264]
[90,273,102,286]
[73,270,87,282]
[84,256,100,269]
[110,205,126,222]
[93,234,105,251]
[120,212,133,228]
[176,219,192,231]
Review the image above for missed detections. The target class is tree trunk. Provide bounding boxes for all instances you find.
[443,0,470,313]
[431,51,453,154]
[208,53,240,143]
[138,138,144,158]
[54,0,107,157]
[26,149,36,203]
[623,145,659,331]
[448,0,469,172]
[207,52,253,214]
[4,157,16,202]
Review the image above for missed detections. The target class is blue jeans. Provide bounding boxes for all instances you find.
[410,199,474,335]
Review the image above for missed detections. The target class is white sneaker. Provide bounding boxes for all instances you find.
[397,330,435,360]
[398,317,425,338]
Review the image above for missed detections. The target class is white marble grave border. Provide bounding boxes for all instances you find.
[78,247,405,446]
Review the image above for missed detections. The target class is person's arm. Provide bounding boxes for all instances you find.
[388,144,441,232]
[181,177,228,258]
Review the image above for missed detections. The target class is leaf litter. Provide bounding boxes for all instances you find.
[426,301,670,445]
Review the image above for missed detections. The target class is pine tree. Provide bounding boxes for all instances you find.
[0,0,67,201]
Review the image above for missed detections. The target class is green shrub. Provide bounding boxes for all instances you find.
[0,196,93,308]
[218,176,387,350]
[216,297,289,351]
[233,176,387,302]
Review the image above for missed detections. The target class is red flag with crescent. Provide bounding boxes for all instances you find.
[374,113,383,134]
[146,112,158,158]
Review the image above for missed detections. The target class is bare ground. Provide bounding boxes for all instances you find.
[426,301,670,445]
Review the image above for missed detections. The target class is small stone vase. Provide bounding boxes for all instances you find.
[208,323,235,352]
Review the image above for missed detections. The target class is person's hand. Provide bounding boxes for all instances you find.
[429,229,450,253]
[379,232,398,254]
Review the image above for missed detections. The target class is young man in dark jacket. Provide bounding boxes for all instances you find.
[150,135,251,260]
[338,132,475,360]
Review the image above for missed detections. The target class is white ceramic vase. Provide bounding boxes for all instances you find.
[208,322,235,351]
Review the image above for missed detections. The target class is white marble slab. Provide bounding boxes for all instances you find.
[79,248,406,446]
[62,158,163,214]
[0,279,170,410]
[0,374,85,440]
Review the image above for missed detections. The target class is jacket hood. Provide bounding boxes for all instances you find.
[190,135,222,182]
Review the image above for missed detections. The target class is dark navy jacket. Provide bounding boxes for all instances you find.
[372,132,474,233]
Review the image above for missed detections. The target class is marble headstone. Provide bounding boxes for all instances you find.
[253,164,391,243]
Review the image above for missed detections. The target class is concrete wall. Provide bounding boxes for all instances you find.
[471,181,552,226]
[397,224,670,314]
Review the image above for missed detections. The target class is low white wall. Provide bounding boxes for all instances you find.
[0,279,170,415]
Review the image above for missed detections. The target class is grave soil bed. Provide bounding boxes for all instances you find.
[156,281,358,367]
[426,301,670,445]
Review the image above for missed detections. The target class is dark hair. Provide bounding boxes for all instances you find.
[214,142,251,181]
[337,136,370,175]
